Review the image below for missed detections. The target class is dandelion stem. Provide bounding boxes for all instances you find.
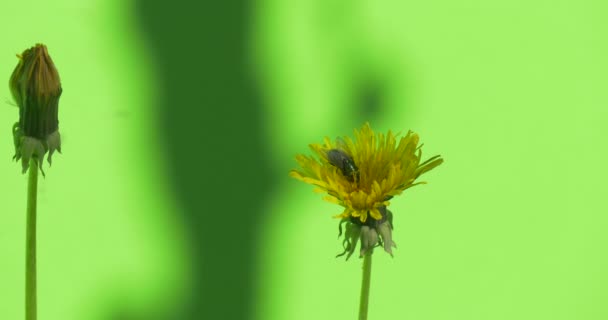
[25,159,38,320]
[358,252,372,320]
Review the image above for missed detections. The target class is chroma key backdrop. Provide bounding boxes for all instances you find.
[1,1,608,320]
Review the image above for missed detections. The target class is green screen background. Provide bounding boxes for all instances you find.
[1,0,608,319]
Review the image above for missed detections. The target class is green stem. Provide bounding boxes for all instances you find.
[25,159,38,320]
[358,252,372,320]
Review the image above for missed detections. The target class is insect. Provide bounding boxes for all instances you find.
[327,138,360,183]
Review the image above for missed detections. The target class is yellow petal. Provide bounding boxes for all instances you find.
[323,195,340,204]
[359,212,368,223]
[333,208,351,219]
[370,208,382,220]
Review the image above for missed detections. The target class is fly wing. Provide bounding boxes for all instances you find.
[335,137,353,155]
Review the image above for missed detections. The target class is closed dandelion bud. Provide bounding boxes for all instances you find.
[10,44,62,174]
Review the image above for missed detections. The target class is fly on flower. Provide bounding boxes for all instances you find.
[290,123,443,259]
[327,137,360,184]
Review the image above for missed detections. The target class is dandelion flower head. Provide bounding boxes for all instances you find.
[290,122,443,258]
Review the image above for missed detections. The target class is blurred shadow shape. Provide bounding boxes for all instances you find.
[134,1,273,320]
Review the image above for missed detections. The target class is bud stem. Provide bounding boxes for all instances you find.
[25,159,38,320]
[358,252,372,320]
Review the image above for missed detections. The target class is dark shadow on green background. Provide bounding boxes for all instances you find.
[134,1,274,319]
[355,77,387,125]
[133,2,395,319]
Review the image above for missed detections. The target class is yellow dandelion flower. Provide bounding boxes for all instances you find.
[290,122,443,259]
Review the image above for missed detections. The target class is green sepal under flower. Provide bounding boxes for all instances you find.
[9,44,62,175]
[12,122,61,175]
[337,206,396,260]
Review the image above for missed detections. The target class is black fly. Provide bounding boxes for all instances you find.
[327,138,360,183]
